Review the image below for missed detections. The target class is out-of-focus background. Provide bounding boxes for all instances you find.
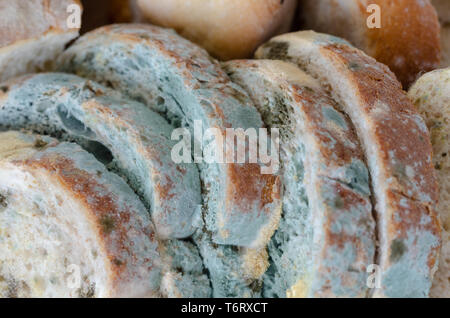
[80,0,131,34]
[80,0,448,88]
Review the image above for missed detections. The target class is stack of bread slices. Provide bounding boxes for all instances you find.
[0,0,447,298]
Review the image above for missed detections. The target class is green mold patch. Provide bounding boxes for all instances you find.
[390,239,407,263]
[393,162,407,179]
[0,194,7,209]
[100,215,116,234]
[263,41,290,61]
[78,283,96,298]
[34,138,48,149]
[348,62,361,71]
[113,258,124,267]
[322,106,348,129]
[3,277,29,298]
[334,196,345,209]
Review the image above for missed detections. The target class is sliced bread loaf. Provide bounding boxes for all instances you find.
[225,60,375,297]
[0,73,201,239]
[408,68,450,298]
[0,131,162,297]
[298,0,441,88]
[256,31,441,297]
[0,0,82,82]
[58,24,282,249]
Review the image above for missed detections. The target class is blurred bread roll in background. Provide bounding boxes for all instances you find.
[431,0,450,67]
[134,0,298,60]
[81,0,143,33]
[432,0,450,24]
[442,26,450,67]
[298,0,441,88]
[110,0,145,23]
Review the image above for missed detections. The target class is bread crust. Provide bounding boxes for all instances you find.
[135,0,297,60]
[256,31,441,297]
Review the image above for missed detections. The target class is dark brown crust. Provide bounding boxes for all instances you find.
[361,0,441,88]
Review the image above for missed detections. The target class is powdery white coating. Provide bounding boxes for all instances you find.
[0,73,201,240]
[193,228,267,298]
[58,24,282,250]
[256,31,441,297]
[225,60,375,298]
[408,68,450,298]
[0,131,162,297]
[160,239,211,298]
[0,0,81,82]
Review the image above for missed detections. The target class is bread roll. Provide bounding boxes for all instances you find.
[135,0,297,60]
[298,0,441,88]
[432,0,450,24]
[441,26,450,67]
[81,0,144,33]
[111,0,144,23]
[0,0,82,82]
